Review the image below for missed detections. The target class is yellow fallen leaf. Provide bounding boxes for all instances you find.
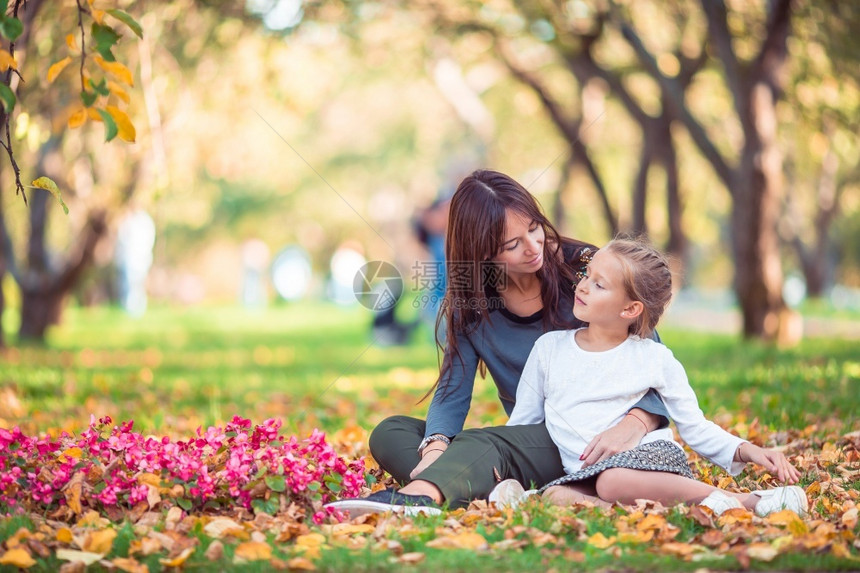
[112,557,148,573]
[56,549,103,566]
[47,56,73,83]
[718,508,753,525]
[63,472,85,515]
[617,530,654,544]
[636,514,667,531]
[842,507,858,529]
[587,532,616,549]
[77,510,110,528]
[296,533,326,548]
[425,532,488,550]
[105,105,136,142]
[805,482,821,497]
[57,528,73,544]
[747,543,778,562]
[94,55,134,86]
[287,556,317,570]
[83,528,117,554]
[0,548,36,568]
[233,541,272,562]
[158,546,195,567]
[204,518,245,539]
[328,524,375,536]
[766,509,804,526]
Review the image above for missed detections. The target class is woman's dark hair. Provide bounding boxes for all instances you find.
[428,169,579,398]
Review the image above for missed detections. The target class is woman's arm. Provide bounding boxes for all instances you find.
[410,334,481,479]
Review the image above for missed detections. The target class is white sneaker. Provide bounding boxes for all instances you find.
[751,486,808,517]
[488,479,537,509]
[699,491,744,516]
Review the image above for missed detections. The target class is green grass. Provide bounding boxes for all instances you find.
[1,302,859,571]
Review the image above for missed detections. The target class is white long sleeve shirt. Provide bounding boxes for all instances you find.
[507,329,746,476]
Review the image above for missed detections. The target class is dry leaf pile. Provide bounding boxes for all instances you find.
[1,420,858,570]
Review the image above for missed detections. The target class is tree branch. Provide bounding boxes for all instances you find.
[612,9,735,191]
[700,0,747,120]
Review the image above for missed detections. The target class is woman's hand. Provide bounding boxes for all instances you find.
[409,443,448,480]
[735,443,801,484]
[580,411,653,468]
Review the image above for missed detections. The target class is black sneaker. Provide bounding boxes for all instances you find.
[324,488,442,517]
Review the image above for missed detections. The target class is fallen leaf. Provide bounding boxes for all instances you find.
[637,514,667,531]
[327,523,375,536]
[204,540,224,561]
[586,532,616,549]
[842,507,858,529]
[426,531,488,550]
[286,556,317,570]
[83,528,116,554]
[234,541,272,562]
[56,549,103,566]
[747,543,778,562]
[296,533,326,548]
[158,546,194,567]
[0,548,36,568]
[63,472,85,515]
[204,517,244,539]
[718,508,753,525]
[112,557,148,573]
[399,552,425,564]
[661,542,699,558]
[165,506,183,530]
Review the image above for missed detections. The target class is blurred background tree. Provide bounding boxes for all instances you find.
[0,0,857,345]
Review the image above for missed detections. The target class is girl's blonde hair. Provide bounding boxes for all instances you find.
[603,238,673,338]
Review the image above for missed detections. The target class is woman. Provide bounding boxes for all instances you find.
[331,170,668,514]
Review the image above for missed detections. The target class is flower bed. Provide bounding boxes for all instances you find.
[0,416,365,524]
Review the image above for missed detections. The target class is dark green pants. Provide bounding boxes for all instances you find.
[368,415,565,508]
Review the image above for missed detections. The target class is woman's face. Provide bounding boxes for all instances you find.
[491,209,545,277]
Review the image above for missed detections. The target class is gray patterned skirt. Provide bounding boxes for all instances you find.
[539,440,694,493]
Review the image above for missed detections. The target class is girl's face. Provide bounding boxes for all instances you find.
[491,209,545,277]
[573,249,635,327]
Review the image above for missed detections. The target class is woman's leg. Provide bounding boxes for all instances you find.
[368,416,425,485]
[400,424,566,509]
[594,469,757,509]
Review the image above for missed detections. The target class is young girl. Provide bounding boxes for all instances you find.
[498,238,807,516]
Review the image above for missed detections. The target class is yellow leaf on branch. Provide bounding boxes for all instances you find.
[108,81,131,104]
[47,56,73,83]
[0,49,18,71]
[66,33,78,51]
[106,105,136,142]
[94,55,134,86]
[92,9,106,24]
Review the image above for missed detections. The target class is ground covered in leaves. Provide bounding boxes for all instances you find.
[1,305,858,570]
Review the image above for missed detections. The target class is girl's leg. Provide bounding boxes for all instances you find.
[595,469,757,509]
[542,478,612,509]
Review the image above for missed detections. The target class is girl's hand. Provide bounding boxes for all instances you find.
[581,414,647,468]
[737,443,801,484]
[409,444,448,479]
